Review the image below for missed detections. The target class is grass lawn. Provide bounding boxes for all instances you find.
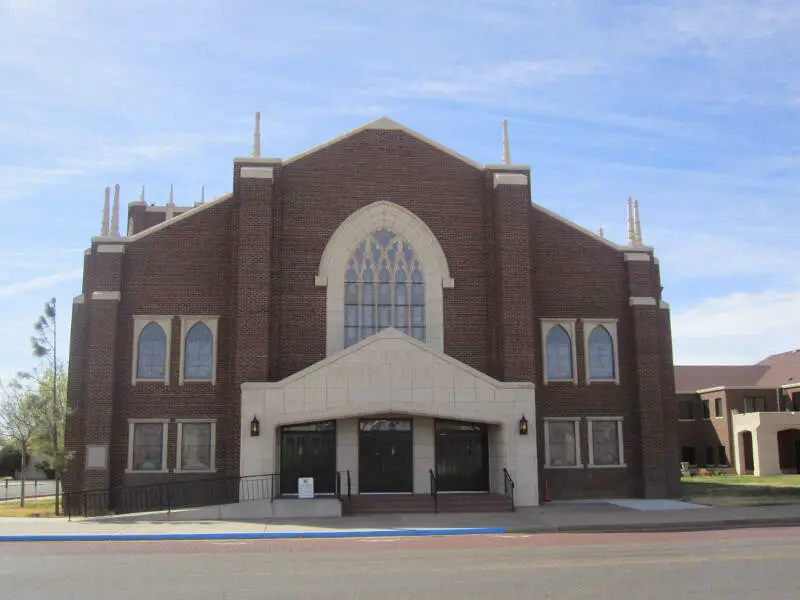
[682,474,800,507]
[0,497,58,517]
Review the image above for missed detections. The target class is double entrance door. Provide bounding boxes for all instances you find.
[279,421,336,495]
[435,420,489,492]
[358,419,413,493]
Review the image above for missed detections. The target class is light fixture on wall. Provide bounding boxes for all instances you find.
[250,416,260,437]
[519,415,529,436]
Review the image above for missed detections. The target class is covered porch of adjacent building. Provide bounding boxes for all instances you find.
[732,411,800,476]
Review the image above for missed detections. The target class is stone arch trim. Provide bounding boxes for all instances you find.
[316,201,454,355]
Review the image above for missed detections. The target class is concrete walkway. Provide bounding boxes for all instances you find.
[2,501,800,541]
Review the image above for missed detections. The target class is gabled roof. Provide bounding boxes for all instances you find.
[675,349,800,393]
[242,327,534,391]
[674,365,769,393]
[282,117,485,170]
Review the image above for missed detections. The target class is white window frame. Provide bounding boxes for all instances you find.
[176,419,217,473]
[315,200,454,356]
[587,417,626,468]
[126,419,169,473]
[131,316,173,385]
[543,417,583,469]
[582,319,620,385]
[541,319,578,385]
[178,316,219,385]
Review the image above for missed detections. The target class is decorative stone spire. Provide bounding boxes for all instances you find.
[100,186,110,236]
[253,111,261,158]
[626,196,636,245]
[633,199,643,244]
[110,184,120,237]
[167,183,175,206]
[137,184,146,205]
[196,185,205,206]
[599,226,605,238]
[502,119,511,165]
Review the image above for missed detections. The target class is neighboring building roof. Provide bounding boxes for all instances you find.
[675,348,800,393]
[755,349,800,387]
[674,365,769,393]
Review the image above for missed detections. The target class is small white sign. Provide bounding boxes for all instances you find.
[298,477,315,499]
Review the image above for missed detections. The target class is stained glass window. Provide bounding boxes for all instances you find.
[344,228,425,346]
[546,325,573,380]
[588,325,615,380]
[137,322,167,380]
[184,322,213,380]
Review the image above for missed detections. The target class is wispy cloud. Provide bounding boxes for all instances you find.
[0,270,82,299]
[672,289,800,364]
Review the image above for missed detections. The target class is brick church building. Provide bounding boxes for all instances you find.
[64,116,680,512]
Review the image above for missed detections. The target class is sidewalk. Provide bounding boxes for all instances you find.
[3,500,800,541]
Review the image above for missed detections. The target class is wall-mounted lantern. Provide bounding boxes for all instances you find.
[519,415,529,436]
[250,416,260,437]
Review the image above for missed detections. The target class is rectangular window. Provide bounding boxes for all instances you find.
[678,401,694,420]
[544,419,580,468]
[128,421,167,472]
[718,446,728,466]
[706,446,715,466]
[588,418,625,467]
[714,397,723,418]
[744,397,767,413]
[681,446,696,465]
[177,421,216,472]
[702,399,711,419]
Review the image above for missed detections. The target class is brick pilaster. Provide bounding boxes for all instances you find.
[627,255,669,498]
[81,242,124,492]
[231,159,280,474]
[488,170,536,383]
[63,295,87,511]
[659,304,682,497]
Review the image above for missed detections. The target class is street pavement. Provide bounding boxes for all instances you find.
[1,479,56,501]
[2,526,799,599]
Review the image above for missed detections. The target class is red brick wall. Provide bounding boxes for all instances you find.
[67,127,678,501]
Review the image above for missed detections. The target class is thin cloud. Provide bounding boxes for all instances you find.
[672,289,800,364]
[0,270,82,299]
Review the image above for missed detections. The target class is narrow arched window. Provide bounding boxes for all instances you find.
[546,325,573,380]
[137,322,167,380]
[588,325,615,380]
[343,228,425,346]
[184,322,213,380]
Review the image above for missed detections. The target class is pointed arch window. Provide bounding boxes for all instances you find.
[585,321,619,383]
[184,322,213,381]
[343,228,425,347]
[137,322,167,380]
[545,325,574,381]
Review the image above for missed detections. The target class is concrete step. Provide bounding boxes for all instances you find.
[342,493,513,515]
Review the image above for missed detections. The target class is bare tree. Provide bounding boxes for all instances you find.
[0,378,39,507]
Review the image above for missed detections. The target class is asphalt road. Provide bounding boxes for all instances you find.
[2,527,800,599]
[1,480,56,500]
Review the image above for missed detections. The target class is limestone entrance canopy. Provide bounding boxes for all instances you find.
[732,411,800,476]
[240,328,538,506]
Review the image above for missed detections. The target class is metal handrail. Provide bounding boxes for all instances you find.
[503,468,515,512]
[429,469,438,513]
[63,473,280,520]
[346,470,352,502]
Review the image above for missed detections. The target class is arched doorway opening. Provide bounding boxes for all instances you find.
[777,429,800,474]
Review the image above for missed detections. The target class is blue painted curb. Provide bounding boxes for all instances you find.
[0,527,506,542]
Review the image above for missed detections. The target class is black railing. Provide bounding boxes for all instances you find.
[429,469,438,513]
[1,478,58,502]
[63,473,279,520]
[346,470,352,502]
[503,468,515,511]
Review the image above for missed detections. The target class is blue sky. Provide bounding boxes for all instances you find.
[1,0,799,382]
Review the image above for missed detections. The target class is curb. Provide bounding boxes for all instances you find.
[0,526,506,542]
[506,518,800,534]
